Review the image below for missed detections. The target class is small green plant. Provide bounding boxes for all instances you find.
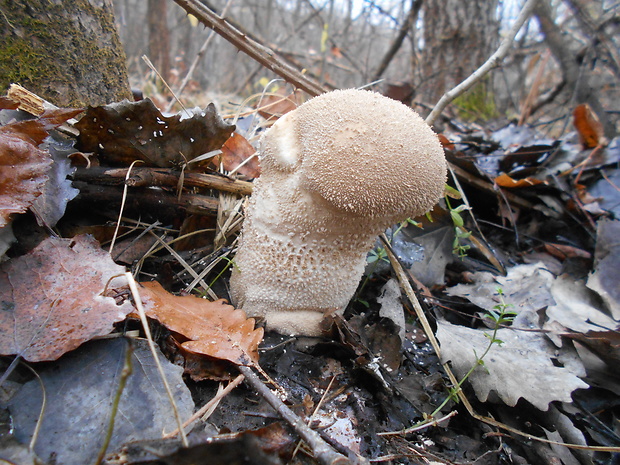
[445,195,472,258]
[428,288,517,417]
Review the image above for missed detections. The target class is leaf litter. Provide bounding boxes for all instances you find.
[0,85,619,465]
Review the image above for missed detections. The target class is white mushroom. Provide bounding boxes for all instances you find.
[230,89,447,336]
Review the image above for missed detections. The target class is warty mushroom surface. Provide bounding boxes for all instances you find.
[230,89,447,336]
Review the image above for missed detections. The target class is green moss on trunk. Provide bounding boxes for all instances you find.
[0,0,132,107]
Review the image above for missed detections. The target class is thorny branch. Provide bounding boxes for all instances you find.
[173,0,326,97]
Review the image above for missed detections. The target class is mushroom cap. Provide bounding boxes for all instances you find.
[263,89,447,222]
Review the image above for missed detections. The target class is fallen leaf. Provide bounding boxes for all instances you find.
[587,219,620,319]
[256,88,304,121]
[573,103,604,149]
[7,338,194,465]
[139,280,263,365]
[543,275,618,347]
[0,109,80,228]
[494,172,546,188]
[446,262,556,319]
[0,234,133,361]
[0,122,51,227]
[218,132,260,178]
[436,319,588,410]
[31,134,80,228]
[75,99,235,168]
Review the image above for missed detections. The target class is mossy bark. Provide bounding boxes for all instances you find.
[0,0,132,107]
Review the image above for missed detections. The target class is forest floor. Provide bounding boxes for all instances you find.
[0,88,619,465]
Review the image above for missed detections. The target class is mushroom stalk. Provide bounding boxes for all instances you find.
[230,89,447,336]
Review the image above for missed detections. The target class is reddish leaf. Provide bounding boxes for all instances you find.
[438,134,455,151]
[256,88,304,121]
[139,280,263,366]
[0,235,133,362]
[0,124,52,227]
[218,132,260,178]
[0,109,82,228]
[573,103,604,149]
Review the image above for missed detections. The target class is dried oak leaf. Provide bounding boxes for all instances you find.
[0,234,133,362]
[139,280,263,365]
[218,132,260,178]
[75,99,235,167]
[437,319,589,410]
[0,109,81,228]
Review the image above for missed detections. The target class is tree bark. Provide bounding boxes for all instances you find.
[533,0,616,138]
[419,0,499,105]
[0,0,132,107]
[147,0,172,83]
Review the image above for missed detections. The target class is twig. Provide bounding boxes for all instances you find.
[425,0,538,127]
[173,0,326,97]
[377,411,458,436]
[125,273,189,447]
[72,166,253,197]
[19,362,46,453]
[166,0,234,113]
[163,373,245,439]
[237,364,351,465]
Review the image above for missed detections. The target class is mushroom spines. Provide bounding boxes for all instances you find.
[296,89,446,220]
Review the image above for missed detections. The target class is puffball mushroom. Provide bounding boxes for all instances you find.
[230,89,447,336]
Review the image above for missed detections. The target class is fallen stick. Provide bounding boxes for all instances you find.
[237,364,354,465]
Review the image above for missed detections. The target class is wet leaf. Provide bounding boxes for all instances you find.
[139,280,263,365]
[7,338,194,465]
[0,234,133,362]
[75,99,235,168]
[0,109,80,228]
[218,132,260,178]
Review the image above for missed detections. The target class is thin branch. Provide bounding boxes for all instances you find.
[372,0,423,82]
[173,0,326,97]
[425,0,538,127]
[237,364,355,465]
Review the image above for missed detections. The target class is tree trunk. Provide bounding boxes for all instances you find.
[534,0,616,138]
[147,0,172,83]
[0,0,132,107]
[419,0,499,105]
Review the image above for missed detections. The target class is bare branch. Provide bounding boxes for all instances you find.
[425,0,538,127]
[173,0,326,97]
[237,364,356,465]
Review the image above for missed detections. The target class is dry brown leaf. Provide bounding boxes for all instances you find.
[0,235,133,362]
[75,99,235,168]
[256,88,304,121]
[139,280,263,365]
[573,103,604,149]
[0,109,82,228]
[218,132,260,178]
